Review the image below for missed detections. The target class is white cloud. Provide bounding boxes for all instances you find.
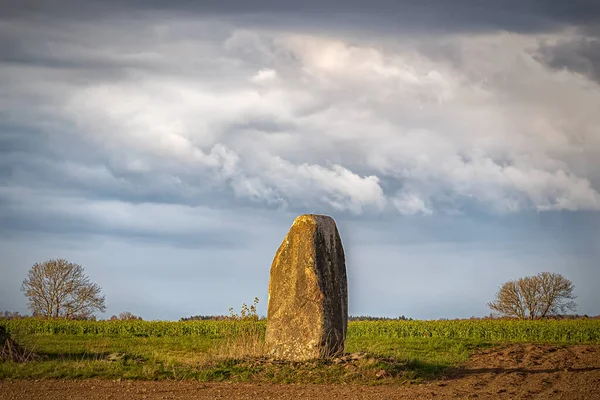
[2,18,600,215]
[392,192,433,215]
[250,68,277,83]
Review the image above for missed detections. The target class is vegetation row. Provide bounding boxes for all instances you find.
[2,318,600,343]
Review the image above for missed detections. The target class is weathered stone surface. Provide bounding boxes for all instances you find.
[265,214,348,361]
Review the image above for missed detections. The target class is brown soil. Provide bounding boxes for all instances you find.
[2,344,600,400]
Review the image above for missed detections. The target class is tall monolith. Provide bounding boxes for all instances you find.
[265,214,348,361]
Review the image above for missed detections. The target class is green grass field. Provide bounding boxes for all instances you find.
[1,319,599,384]
[1,333,485,383]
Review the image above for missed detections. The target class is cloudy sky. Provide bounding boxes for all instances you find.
[1,1,599,320]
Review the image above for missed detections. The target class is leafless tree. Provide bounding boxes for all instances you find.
[0,311,26,320]
[109,311,142,321]
[536,272,578,317]
[488,272,576,319]
[21,259,106,319]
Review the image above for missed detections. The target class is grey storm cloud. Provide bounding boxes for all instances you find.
[0,0,600,242]
[536,38,600,84]
[0,186,256,248]
[2,1,600,219]
[4,0,600,32]
[1,0,600,321]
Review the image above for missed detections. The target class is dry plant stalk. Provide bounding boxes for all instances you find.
[0,327,39,363]
[213,298,266,360]
[213,330,268,360]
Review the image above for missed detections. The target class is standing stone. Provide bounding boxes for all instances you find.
[265,214,348,361]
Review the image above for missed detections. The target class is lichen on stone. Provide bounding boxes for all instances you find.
[265,214,348,361]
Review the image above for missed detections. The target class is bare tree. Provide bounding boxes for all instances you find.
[109,311,142,321]
[537,272,577,317]
[21,259,106,319]
[0,311,26,320]
[487,279,528,319]
[488,272,576,319]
